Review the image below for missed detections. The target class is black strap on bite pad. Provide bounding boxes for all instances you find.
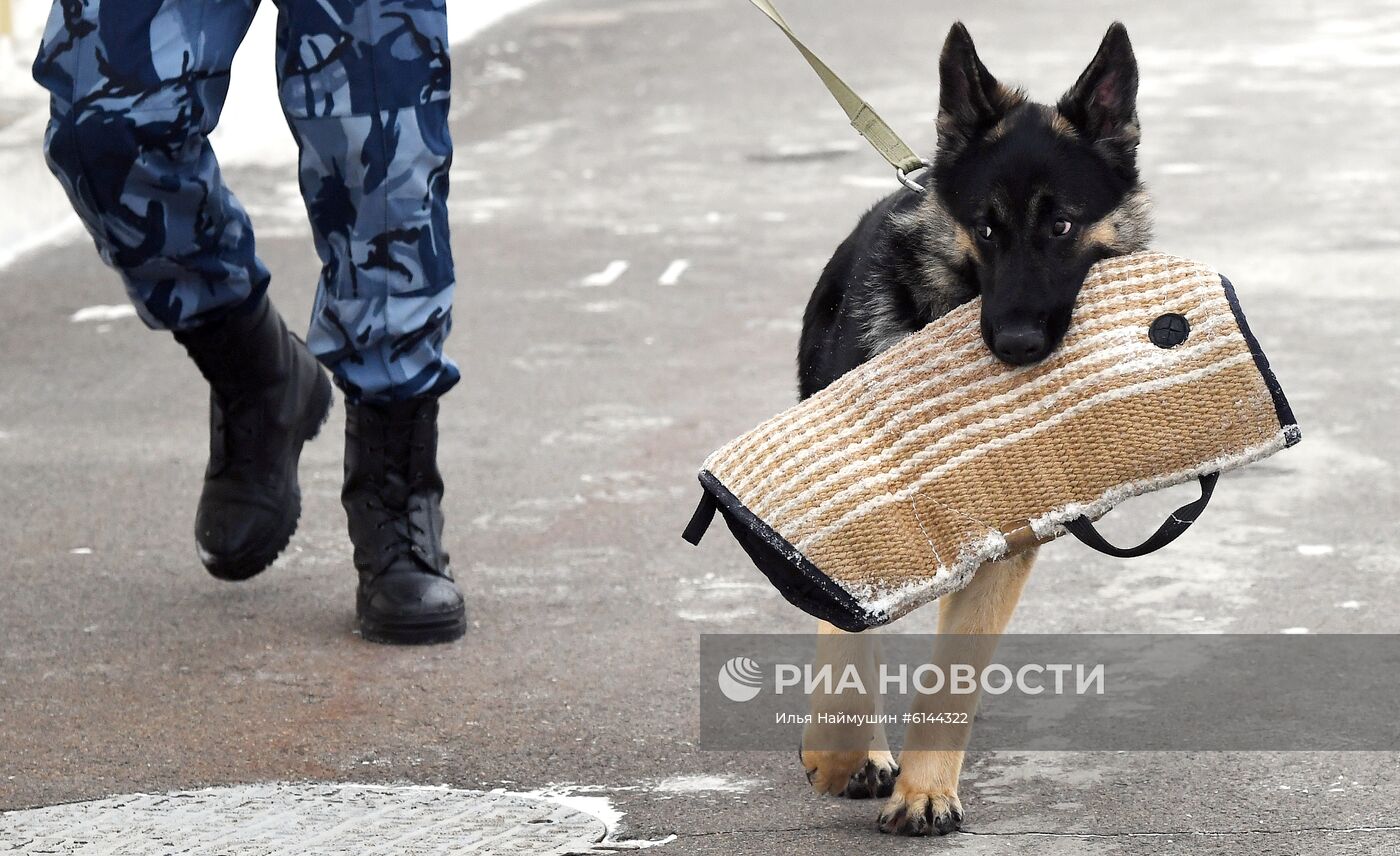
[682,490,719,545]
[1063,472,1219,558]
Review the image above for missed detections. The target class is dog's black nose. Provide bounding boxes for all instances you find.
[992,327,1050,365]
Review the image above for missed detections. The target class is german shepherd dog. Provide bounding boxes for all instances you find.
[795,23,1151,836]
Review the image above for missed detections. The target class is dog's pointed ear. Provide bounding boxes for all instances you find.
[1058,23,1140,163]
[937,23,1021,156]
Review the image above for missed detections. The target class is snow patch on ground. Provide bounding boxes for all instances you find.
[497,775,759,845]
[497,777,772,850]
[215,0,546,169]
[0,0,547,271]
[506,786,629,835]
[450,1,548,45]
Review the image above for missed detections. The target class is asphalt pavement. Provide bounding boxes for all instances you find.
[2,0,1399,853]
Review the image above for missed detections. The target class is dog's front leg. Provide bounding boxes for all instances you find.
[800,620,898,799]
[877,548,1037,836]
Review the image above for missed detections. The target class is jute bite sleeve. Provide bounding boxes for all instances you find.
[683,253,1301,631]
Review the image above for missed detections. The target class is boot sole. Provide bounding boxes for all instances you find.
[202,371,335,582]
[358,606,468,646]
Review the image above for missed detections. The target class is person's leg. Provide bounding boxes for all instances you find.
[274,0,464,644]
[276,0,459,403]
[34,0,267,328]
[34,0,333,580]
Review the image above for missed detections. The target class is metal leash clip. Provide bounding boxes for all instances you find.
[897,159,934,193]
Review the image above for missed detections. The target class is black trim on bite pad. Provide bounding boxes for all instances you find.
[1219,274,1300,446]
[692,471,878,632]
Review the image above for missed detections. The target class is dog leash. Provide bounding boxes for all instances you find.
[747,0,932,191]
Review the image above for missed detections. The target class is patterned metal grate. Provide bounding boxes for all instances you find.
[0,783,608,854]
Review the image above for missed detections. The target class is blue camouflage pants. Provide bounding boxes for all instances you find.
[33,0,459,403]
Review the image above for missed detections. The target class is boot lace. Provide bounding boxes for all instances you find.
[360,441,436,569]
[213,393,263,470]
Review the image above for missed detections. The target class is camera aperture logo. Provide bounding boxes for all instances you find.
[717,657,764,702]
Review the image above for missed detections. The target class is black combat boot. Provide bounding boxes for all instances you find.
[343,397,466,644]
[174,296,333,580]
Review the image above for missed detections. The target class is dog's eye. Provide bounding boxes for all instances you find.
[976,224,994,242]
[1052,219,1073,237]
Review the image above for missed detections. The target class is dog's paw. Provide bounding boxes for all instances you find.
[876,787,963,836]
[839,752,899,800]
[801,748,868,796]
[801,748,898,798]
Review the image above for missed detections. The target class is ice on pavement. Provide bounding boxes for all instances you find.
[652,775,761,794]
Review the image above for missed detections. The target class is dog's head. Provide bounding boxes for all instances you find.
[932,22,1152,365]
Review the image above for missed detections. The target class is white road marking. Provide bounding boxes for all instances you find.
[841,174,897,189]
[658,259,690,286]
[675,608,758,623]
[1281,627,1311,634]
[1183,105,1229,118]
[1158,162,1209,176]
[1297,544,1334,556]
[70,305,137,323]
[581,260,629,287]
